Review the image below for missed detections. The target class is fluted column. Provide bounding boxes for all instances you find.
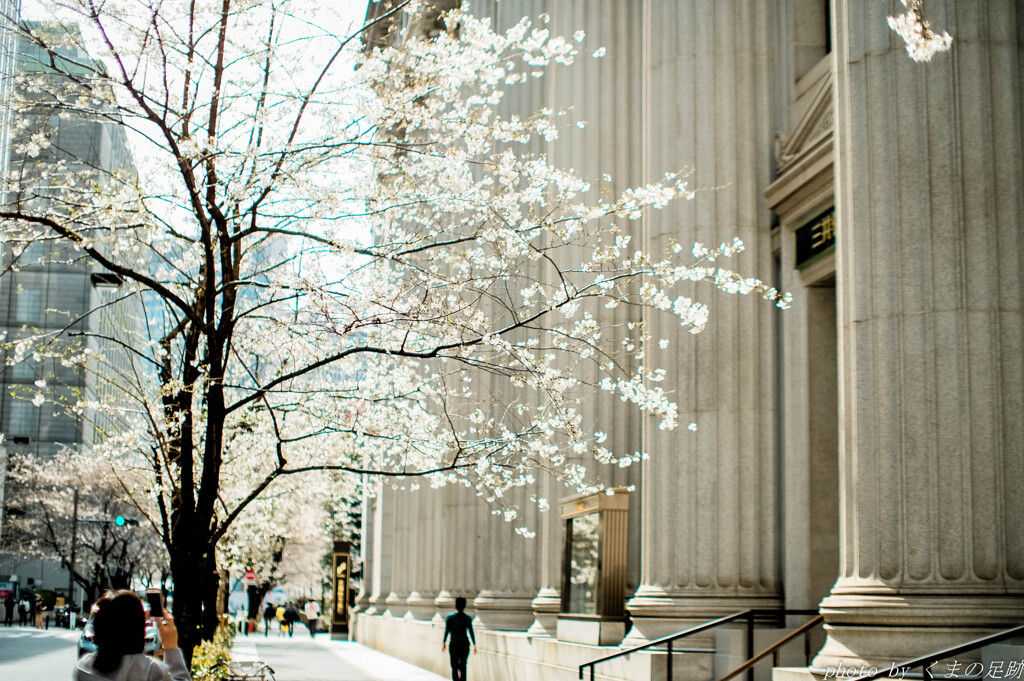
[354,483,376,613]
[472,486,543,631]
[384,486,412,617]
[812,0,1024,668]
[625,0,782,642]
[367,482,395,615]
[528,471,562,636]
[535,0,647,638]
[434,485,483,620]
[407,486,443,619]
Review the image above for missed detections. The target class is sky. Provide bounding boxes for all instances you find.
[14,0,378,248]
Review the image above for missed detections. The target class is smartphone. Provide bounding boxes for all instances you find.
[145,588,163,618]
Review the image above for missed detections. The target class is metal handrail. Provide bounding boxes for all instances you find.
[846,624,1024,681]
[578,608,819,681]
[716,615,824,681]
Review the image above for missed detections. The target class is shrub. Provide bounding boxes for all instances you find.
[191,618,235,681]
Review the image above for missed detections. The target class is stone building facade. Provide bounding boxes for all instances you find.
[354,1,1023,679]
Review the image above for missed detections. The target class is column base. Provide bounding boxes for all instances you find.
[812,593,1024,670]
[366,594,389,615]
[384,592,409,619]
[473,591,536,631]
[528,587,561,637]
[353,590,372,614]
[624,588,782,644]
[406,591,438,620]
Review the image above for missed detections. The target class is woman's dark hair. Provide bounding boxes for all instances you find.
[455,596,467,612]
[92,590,146,673]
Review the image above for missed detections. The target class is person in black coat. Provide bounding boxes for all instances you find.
[283,604,300,638]
[442,597,476,681]
[262,603,276,636]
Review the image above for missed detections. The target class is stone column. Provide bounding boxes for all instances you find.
[534,0,648,638]
[407,486,442,619]
[813,0,1024,668]
[625,0,783,642]
[528,472,562,636]
[354,483,376,613]
[434,485,482,620]
[367,482,395,615]
[473,486,542,631]
[384,486,412,617]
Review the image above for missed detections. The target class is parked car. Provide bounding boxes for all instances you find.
[77,605,161,658]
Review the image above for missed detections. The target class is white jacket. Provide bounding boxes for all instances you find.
[74,648,192,681]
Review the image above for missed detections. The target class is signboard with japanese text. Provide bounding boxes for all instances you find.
[331,541,350,637]
[795,207,836,268]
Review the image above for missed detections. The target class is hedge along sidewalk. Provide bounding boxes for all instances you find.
[192,621,235,681]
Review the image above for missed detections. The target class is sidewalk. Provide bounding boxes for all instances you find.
[232,631,447,681]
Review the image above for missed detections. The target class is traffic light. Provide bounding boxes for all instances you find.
[114,516,139,527]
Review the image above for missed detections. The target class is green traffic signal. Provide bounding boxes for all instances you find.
[115,515,126,526]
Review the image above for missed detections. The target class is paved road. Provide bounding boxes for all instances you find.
[0,624,80,681]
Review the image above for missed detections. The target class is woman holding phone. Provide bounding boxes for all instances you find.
[75,590,192,681]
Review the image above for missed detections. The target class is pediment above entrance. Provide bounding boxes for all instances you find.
[774,70,834,175]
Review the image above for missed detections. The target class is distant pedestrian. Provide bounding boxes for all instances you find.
[303,600,321,637]
[3,594,14,625]
[18,597,30,626]
[283,604,300,638]
[32,596,42,628]
[275,604,286,636]
[262,603,275,636]
[441,597,476,681]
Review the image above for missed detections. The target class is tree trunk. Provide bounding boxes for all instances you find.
[201,559,221,640]
[169,539,216,666]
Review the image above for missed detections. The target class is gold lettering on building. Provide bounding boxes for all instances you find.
[811,213,836,248]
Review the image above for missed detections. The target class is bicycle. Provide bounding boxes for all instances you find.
[211,660,277,681]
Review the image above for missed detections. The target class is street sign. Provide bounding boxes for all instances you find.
[243,569,256,586]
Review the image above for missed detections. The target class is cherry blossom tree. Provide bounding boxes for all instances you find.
[886,0,953,62]
[0,0,786,654]
[0,450,168,606]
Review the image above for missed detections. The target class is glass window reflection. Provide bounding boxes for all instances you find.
[567,512,600,614]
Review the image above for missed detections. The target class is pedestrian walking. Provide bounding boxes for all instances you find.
[3,594,14,625]
[262,603,275,636]
[18,597,30,626]
[283,604,300,638]
[441,597,476,681]
[74,590,191,681]
[32,595,42,628]
[303,600,321,637]
[275,604,286,636]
